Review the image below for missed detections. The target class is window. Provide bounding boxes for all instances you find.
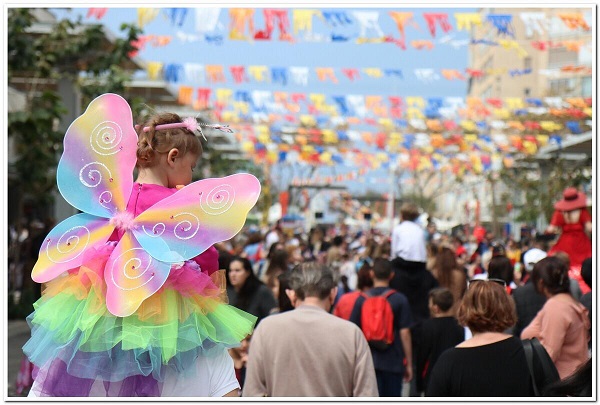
[549,78,575,96]
[524,88,531,96]
[548,47,578,69]
[524,57,532,70]
[482,85,493,99]
[581,77,592,97]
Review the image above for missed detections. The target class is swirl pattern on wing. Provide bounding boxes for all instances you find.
[31,213,114,283]
[104,232,171,317]
[132,173,261,263]
[110,247,157,291]
[45,226,90,264]
[200,184,235,216]
[172,212,200,240]
[90,121,123,156]
[56,93,138,217]
[141,222,166,238]
[79,162,112,188]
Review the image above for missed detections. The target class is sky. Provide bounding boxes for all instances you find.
[49,6,476,198]
[51,6,474,97]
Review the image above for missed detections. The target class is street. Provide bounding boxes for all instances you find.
[7,320,30,397]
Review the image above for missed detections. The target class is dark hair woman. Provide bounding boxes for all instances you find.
[227,256,277,325]
[521,256,590,379]
[487,255,515,293]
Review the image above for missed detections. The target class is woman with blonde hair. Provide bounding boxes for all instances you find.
[427,280,534,396]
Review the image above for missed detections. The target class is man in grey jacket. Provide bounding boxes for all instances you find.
[243,262,378,397]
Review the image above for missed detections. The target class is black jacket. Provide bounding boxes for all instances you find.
[390,257,439,324]
[512,280,546,337]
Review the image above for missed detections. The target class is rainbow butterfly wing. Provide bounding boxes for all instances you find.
[57,93,138,218]
[32,214,114,283]
[104,232,171,317]
[132,173,261,263]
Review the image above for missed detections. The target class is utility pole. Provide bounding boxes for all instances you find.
[489,172,500,237]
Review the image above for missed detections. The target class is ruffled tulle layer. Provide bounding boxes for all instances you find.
[24,244,256,397]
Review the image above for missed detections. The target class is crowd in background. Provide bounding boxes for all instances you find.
[215,198,592,397]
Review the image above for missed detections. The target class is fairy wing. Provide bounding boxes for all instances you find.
[32,213,114,283]
[132,173,261,263]
[56,93,138,218]
[104,231,171,317]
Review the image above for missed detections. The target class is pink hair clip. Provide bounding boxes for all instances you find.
[142,118,233,141]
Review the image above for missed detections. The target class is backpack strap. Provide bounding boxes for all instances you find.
[522,339,540,396]
[531,337,560,384]
[382,289,396,299]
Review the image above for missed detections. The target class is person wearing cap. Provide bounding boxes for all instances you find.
[511,248,547,338]
[546,187,592,294]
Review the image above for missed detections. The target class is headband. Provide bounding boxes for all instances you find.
[142,117,233,141]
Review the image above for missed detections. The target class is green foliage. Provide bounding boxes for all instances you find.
[8,91,66,200]
[8,8,141,218]
[499,157,592,223]
[400,191,436,215]
[8,289,37,320]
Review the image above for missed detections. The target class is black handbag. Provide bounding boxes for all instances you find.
[522,338,561,396]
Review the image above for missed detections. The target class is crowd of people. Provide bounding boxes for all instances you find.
[18,98,591,398]
[217,197,591,397]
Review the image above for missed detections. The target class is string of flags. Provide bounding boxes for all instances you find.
[88,8,591,47]
[172,86,592,122]
[230,117,589,179]
[142,59,592,85]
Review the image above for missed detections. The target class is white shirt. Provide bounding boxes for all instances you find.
[391,220,427,262]
[265,230,280,251]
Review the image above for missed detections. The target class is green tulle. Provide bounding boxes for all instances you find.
[29,285,256,363]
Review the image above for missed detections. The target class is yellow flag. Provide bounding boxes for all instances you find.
[454,13,482,30]
[137,8,159,29]
[248,66,268,81]
[216,88,233,103]
[406,96,425,108]
[293,9,321,34]
[505,97,525,110]
[363,68,384,78]
[147,62,163,80]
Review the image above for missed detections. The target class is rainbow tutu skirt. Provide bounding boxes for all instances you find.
[23,243,256,397]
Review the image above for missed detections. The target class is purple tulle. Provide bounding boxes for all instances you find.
[33,358,160,397]
[36,359,95,397]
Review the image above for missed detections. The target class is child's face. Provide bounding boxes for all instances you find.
[168,152,199,188]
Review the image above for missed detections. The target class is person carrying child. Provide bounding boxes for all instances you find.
[23,94,260,397]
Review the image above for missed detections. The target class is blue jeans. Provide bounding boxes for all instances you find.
[375,370,403,397]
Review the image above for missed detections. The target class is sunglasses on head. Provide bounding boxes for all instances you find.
[467,278,507,288]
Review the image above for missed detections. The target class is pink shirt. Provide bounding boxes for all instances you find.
[521,295,590,379]
[110,183,219,275]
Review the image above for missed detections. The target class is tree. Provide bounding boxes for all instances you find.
[8,8,141,298]
[498,155,592,225]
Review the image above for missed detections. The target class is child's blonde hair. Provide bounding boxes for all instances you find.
[136,112,202,168]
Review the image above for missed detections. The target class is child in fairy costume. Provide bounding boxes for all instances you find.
[23,94,260,397]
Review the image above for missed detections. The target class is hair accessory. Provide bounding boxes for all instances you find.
[142,118,233,142]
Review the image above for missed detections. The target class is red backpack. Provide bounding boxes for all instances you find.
[360,289,396,351]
